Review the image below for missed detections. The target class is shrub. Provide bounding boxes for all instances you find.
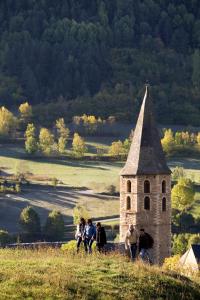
[163,255,181,272]
[61,240,96,253]
[105,184,116,195]
[44,210,65,241]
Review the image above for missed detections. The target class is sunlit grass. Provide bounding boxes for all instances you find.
[0,248,199,299]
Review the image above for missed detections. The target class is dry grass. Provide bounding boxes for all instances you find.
[0,248,199,299]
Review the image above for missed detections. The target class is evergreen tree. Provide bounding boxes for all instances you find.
[44,210,65,241]
[192,49,200,89]
[19,206,41,239]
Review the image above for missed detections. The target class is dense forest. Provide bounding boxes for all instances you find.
[0,0,200,125]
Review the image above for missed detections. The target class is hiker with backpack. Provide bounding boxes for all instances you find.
[96,222,107,252]
[138,228,154,263]
[125,224,138,261]
[83,219,96,254]
[75,217,86,253]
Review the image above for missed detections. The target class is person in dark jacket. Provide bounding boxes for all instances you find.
[96,222,107,252]
[75,217,86,253]
[83,219,96,253]
[138,228,154,263]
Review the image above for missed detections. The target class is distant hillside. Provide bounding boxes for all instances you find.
[0,1,200,125]
[0,248,200,299]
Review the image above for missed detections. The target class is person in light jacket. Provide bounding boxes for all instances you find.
[83,219,96,253]
[125,224,138,261]
[75,217,86,253]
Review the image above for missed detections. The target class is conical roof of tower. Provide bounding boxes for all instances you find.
[120,85,171,176]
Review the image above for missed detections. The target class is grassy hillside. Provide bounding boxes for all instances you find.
[0,248,199,299]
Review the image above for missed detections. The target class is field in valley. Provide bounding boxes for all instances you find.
[0,140,200,234]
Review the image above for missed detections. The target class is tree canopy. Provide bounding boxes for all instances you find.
[0,1,200,125]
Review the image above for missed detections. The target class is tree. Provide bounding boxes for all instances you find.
[197,132,200,146]
[19,102,32,123]
[171,178,195,210]
[192,49,200,89]
[72,133,87,157]
[123,138,131,155]
[25,123,38,154]
[0,106,17,137]
[172,166,185,181]
[0,230,12,246]
[173,211,195,232]
[109,140,124,157]
[188,234,200,246]
[172,234,189,255]
[39,128,55,155]
[174,132,183,145]
[14,161,30,182]
[161,129,174,154]
[56,118,69,154]
[44,210,65,241]
[73,205,90,225]
[19,206,41,238]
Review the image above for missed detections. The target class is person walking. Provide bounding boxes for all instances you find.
[125,224,138,261]
[96,222,107,252]
[75,217,86,253]
[83,219,96,253]
[138,228,154,263]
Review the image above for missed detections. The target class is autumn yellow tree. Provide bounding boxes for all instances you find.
[19,102,32,123]
[72,133,87,157]
[25,123,38,154]
[171,177,195,210]
[0,106,17,137]
[39,128,55,155]
[55,118,70,154]
[109,140,124,157]
[197,132,200,146]
[161,129,174,154]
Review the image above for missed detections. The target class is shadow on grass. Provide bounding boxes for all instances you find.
[0,145,124,170]
[168,157,200,171]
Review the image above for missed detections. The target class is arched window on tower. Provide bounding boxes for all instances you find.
[162,197,166,212]
[127,180,131,193]
[144,196,150,210]
[162,180,166,193]
[126,196,131,210]
[144,180,150,193]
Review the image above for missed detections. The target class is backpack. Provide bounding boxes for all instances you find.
[146,233,154,249]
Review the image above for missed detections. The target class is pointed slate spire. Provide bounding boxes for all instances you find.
[121,85,171,175]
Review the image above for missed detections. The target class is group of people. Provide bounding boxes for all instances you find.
[125,225,154,262]
[75,218,107,253]
[75,218,154,262]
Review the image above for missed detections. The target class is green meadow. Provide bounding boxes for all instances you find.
[0,143,200,232]
[0,248,199,300]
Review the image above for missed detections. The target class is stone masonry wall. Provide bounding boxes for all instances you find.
[120,174,171,264]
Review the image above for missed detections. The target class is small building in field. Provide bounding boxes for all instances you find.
[180,244,200,272]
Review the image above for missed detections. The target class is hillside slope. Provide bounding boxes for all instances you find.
[0,1,200,125]
[0,249,199,299]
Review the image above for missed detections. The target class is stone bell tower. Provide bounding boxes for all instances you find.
[120,85,171,264]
